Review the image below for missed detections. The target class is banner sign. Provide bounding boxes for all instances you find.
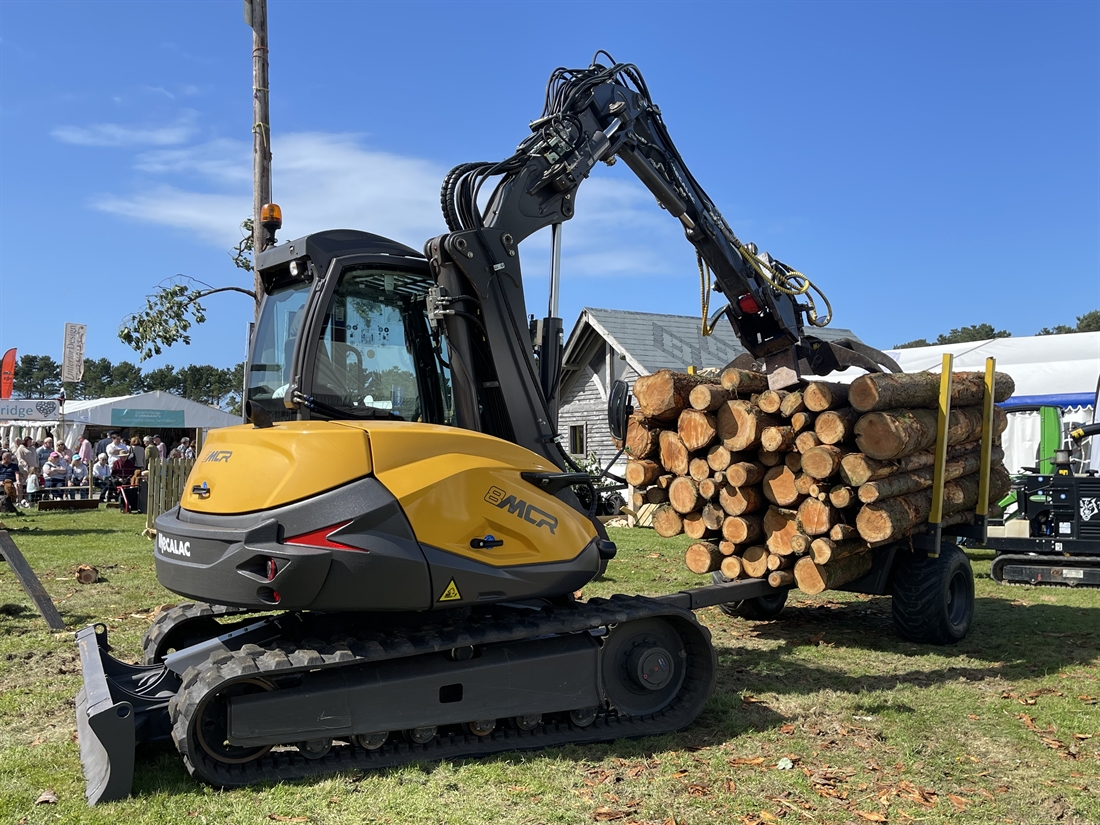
[111,408,185,427]
[0,399,61,421]
[62,323,86,383]
[0,348,15,400]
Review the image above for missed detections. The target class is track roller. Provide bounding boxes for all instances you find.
[352,732,388,750]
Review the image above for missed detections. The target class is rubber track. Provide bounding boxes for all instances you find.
[168,595,716,789]
[141,602,254,665]
[990,554,1100,587]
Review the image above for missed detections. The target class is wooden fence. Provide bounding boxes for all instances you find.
[145,457,197,532]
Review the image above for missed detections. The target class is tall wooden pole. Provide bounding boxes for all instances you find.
[247,0,271,318]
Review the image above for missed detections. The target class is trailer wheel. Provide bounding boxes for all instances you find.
[891,543,974,645]
[711,572,788,620]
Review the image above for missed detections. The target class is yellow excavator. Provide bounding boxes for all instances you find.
[77,56,974,805]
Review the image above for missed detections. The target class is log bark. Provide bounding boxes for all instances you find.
[810,536,869,565]
[828,486,857,509]
[767,552,794,572]
[668,476,701,514]
[685,541,723,574]
[763,506,800,554]
[829,523,859,542]
[794,550,873,594]
[652,505,684,537]
[721,555,746,580]
[632,491,646,509]
[724,461,766,487]
[706,444,734,472]
[768,569,795,588]
[849,370,1016,413]
[645,487,669,504]
[718,401,781,451]
[797,498,838,536]
[689,458,713,482]
[740,545,770,578]
[679,409,718,452]
[635,369,718,421]
[757,390,787,414]
[683,512,718,540]
[790,411,815,433]
[656,473,675,489]
[758,448,782,467]
[719,484,765,516]
[761,426,797,452]
[689,383,732,412]
[785,451,803,472]
[722,514,764,544]
[794,473,816,497]
[794,431,821,454]
[780,390,807,418]
[801,444,844,480]
[855,466,1011,543]
[659,430,690,476]
[839,441,982,487]
[762,465,802,507]
[814,407,859,445]
[789,533,812,555]
[854,404,1008,461]
[698,478,723,500]
[721,367,768,394]
[625,459,661,488]
[804,381,849,412]
[701,502,726,531]
[625,415,662,460]
[719,540,739,556]
[857,447,1004,504]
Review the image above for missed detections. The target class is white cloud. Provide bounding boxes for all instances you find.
[52,111,198,147]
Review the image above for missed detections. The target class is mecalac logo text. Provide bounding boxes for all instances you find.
[158,534,191,557]
[204,450,233,463]
[484,486,558,534]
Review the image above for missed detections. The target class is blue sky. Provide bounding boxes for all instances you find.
[1,0,1097,371]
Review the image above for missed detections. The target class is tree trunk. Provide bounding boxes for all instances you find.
[685,541,723,574]
[829,523,859,542]
[779,390,807,418]
[789,533,812,555]
[849,370,1016,413]
[767,552,794,571]
[669,476,701,514]
[761,426,797,452]
[689,383,732,412]
[828,486,857,509]
[810,536,869,565]
[722,514,764,544]
[698,477,723,500]
[721,367,768,394]
[701,502,726,531]
[679,409,718,452]
[683,512,718,540]
[725,461,766,487]
[721,555,746,580]
[804,381,849,412]
[706,444,733,472]
[797,498,837,536]
[814,407,859,445]
[625,459,661,488]
[855,466,1011,543]
[763,506,800,554]
[635,369,718,421]
[719,484,765,516]
[757,390,786,414]
[790,411,815,433]
[794,550,872,594]
[718,401,781,451]
[785,451,803,472]
[740,545,770,578]
[795,431,822,454]
[794,473,816,497]
[758,448,782,467]
[768,569,795,588]
[855,405,1007,461]
[689,457,713,482]
[656,473,675,489]
[652,505,684,537]
[719,540,738,556]
[645,487,669,504]
[857,447,1003,504]
[625,415,662,460]
[762,465,802,506]
[659,430,690,476]
[801,444,843,480]
[839,441,982,487]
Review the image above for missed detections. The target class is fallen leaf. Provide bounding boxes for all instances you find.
[967,714,980,721]
[854,812,887,822]
[593,808,630,821]
[725,779,737,793]
[29,737,44,747]
[267,818,309,823]
[1079,695,1097,705]
[671,769,690,778]
[742,695,763,704]
[35,790,58,805]
[1073,733,1093,740]
[687,784,709,797]
[759,811,778,823]
[947,793,969,811]
[779,724,795,735]
[646,553,660,558]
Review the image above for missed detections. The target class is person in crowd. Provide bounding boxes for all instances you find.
[94,431,115,460]
[130,436,145,469]
[42,451,68,498]
[173,437,196,460]
[105,433,126,465]
[143,435,158,468]
[153,435,167,460]
[56,441,73,463]
[68,455,89,499]
[110,447,139,512]
[0,451,23,496]
[36,437,54,468]
[78,435,94,466]
[13,437,36,497]
[92,453,113,501]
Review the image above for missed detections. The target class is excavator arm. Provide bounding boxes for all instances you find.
[425,56,897,469]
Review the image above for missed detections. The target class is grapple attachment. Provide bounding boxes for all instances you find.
[75,624,179,804]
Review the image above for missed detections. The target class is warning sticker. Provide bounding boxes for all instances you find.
[438,579,462,602]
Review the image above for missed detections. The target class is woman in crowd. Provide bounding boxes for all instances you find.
[42,451,68,499]
[69,455,89,499]
[92,453,113,501]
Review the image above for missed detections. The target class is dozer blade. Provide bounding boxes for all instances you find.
[75,624,180,804]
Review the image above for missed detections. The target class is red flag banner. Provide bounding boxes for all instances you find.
[0,348,15,400]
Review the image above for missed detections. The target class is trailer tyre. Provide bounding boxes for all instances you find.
[891,544,973,645]
[711,572,788,620]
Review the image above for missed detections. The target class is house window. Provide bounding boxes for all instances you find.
[569,424,586,456]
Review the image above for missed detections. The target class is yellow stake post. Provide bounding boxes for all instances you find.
[928,354,955,557]
[975,357,997,540]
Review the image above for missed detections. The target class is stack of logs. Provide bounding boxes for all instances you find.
[625,367,1014,596]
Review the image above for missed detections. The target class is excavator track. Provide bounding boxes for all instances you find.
[142,602,256,665]
[990,554,1100,587]
[167,595,716,789]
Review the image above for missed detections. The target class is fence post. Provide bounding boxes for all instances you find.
[145,457,196,534]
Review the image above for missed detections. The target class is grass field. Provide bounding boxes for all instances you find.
[0,508,1097,825]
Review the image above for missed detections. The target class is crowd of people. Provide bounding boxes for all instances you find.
[0,430,198,509]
